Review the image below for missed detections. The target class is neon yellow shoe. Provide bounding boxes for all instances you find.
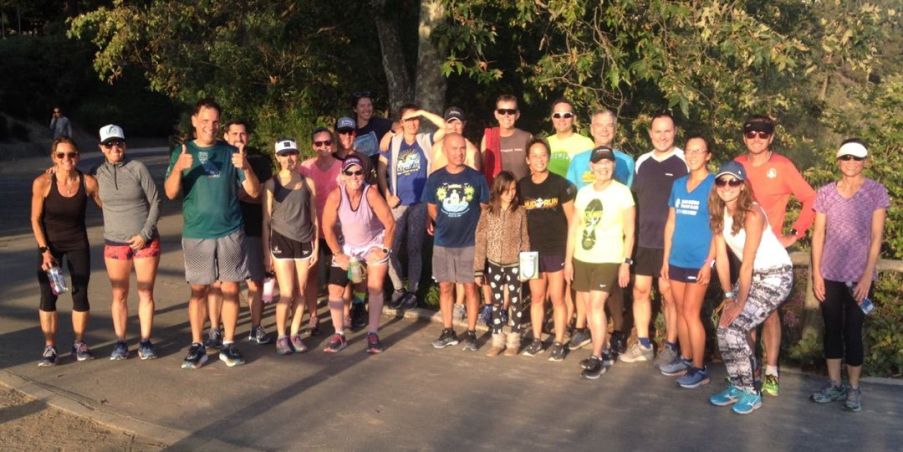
[762,374,780,397]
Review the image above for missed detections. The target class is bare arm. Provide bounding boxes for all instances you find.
[261,180,274,272]
[563,206,582,282]
[379,130,395,152]
[810,211,827,301]
[31,175,55,270]
[661,208,676,279]
[619,206,636,287]
[84,175,103,208]
[368,187,396,251]
[854,208,886,302]
[165,144,191,200]
[377,155,390,195]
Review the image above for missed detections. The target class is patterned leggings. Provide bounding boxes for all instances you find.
[717,266,792,391]
[486,262,526,335]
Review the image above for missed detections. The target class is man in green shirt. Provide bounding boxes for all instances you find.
[164,98,260,369]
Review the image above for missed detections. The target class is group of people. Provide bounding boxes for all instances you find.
[31,93,888,416]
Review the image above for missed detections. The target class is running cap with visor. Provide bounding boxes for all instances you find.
[99,124,125,144]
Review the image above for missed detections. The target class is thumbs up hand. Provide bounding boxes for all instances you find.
[231,144,248,170]
[175,143,193,172]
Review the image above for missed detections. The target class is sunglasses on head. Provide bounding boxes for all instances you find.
[552,112,574,119]
[715,177,744,187]
[353,90,372,99]
[344,169,363,176]
[744,131,771,140]
[313,140,332,147]
[102,140,125,148]
[496,108,517,116]
[56,152,78,159]
[838,154,865,162]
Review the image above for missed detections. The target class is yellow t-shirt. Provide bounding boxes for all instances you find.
[573,181,634,264]
[548,133,594,177]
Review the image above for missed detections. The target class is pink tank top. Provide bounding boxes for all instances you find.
[338,185,384,247]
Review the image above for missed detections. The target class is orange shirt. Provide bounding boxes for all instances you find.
[735,153,815,239]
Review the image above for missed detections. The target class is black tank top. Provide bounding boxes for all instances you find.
[42,172,88,250]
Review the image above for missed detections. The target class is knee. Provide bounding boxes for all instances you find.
[72,296,90,312]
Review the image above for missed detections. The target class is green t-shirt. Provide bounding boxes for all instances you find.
[548,133,594,177]
[573,181,634,264]
[166,141,246,239]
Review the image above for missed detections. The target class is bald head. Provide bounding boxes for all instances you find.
[444,133,467,169]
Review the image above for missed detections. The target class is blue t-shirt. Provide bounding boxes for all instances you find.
[667,173,715,269]
[422,167,489,248]
[567,148,635,190]
[381,138,429,205]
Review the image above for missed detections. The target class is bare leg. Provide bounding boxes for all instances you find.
[659,276,677,343]
[134,256,159,341]
[548,271,567,343]
[274,259,297,337]
[289,259,312,337]
[632,274,653,339]
[762,311,781,368]
[39,310,58,346]
[188,284,209,344]
[220,281,241,342]
[529,276,548,341]
[439,282,455,329]
[105,257,133,340]
[207,281,223,331]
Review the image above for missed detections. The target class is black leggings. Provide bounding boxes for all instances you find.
[37,247,90,312]
[822,279,866,366]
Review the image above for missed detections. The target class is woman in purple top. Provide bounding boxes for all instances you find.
[321,157,395,354]
[810,139,888,412]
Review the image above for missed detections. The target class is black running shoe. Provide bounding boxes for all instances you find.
[582,355,607,380]
[350,302,368,331]
[219,343,246,367]
[432,329,459,349]
[38,345,57,367]
[204,327,223,349]
[181,343,208,369]
[461,330,478,352]
[548,341,567,362]
[399,292,418,310]
[521,339,544,357]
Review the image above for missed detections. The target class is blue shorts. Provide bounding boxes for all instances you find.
[668,264,700,283]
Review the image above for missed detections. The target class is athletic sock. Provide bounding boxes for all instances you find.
[638,337,652,348]
[765,365,779,377]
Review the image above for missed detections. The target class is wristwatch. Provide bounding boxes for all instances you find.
[724,291,737,300]
[39,246,49,253]
[624,258,635,266]
[381,247,392,254]
[789,228,799,237]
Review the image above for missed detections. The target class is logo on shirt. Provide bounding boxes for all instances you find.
[198,151,221,178]
[581,199,604,250]
[523,197,560,210]
[396,150,423,176]
[436,182,476,218]
[675,198,701,216]
[767,168,777,179]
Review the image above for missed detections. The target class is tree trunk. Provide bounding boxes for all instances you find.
[372,0,413,116]
[414,0,446,113]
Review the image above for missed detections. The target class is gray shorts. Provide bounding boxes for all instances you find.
[432,245,475,284]
[245,235,265,281]
[182,229,249,285]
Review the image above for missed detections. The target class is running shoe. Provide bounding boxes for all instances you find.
[72,341,94,361]
[619,342,653,363]
[520,339,544,357]
[844,386,862,412]
[601,351,615,367]
[137,340,157,360]
[219,343,246,367]
[366,332,384,354]
[677,367,711,389]
[731,389,762,415]
[399,292,418,310]
[248,325,274,345]
[290,334,308,353]
[181,343,208,369]
[567,329,591,351]
[350,302,368,331]
[547,341,567,362]
[461,330,478,352]
[660,357,691,376]
[38,345,57,367]
[389,289,407,309]
[324,333,348,353]
[709,385,744,406]
[653,343,678,368]
[581,355,607,380]
[276,336,294,355]
[762,374,780,397]
[810,382,847,403]
[204,327,223,349]
[432,329,459,349]
[110,341,128,360]
[610,330,628,355]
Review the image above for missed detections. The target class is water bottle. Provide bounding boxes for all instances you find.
[845,282,874,315]
[47,266,69,295]
[347,259,364,284]
[262,272,276,303]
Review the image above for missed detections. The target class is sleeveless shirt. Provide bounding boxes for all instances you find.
[270,176,314,242]
[42,172,88,251]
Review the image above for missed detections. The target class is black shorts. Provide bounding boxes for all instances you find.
[633,247,664,277]
[270,230,314,260]
[538,252,565,274]
[572,260,619,293]
[668,264,700,283]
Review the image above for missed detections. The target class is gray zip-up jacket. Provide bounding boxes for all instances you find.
[93,158,161,243]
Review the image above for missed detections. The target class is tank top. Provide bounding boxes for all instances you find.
[338,185,383,248]
[42,172,88,251]
[270,175,314,242]
[722,205,792,270]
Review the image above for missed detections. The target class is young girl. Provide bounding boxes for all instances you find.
[708,161,792,415]
[262,139,319,355]
[474,171,530,356]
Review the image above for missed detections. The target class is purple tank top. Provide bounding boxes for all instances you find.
[338,185,384,247]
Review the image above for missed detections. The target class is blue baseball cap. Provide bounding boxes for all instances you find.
[715,160,746,180]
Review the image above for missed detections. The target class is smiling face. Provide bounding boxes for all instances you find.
[342,163,365,191]
[53,141,79,171]
[526,142,550,174]
[224,123,249,148]
[311,130,334,157]
[445,118,464,135]
[100,139,126,163]
[494,99,519,130]
[444,134,467,168]
[354,96,374,122]
[684,137,710,172]
[591,158,614,183]
[837,155,866,178]
[276,150,299,171]
[648,116,675,153]
[337,129,355,151]
[191,106,221,146]
[591,112,616,146]
[715,176,745,203]
[742,130,774,156]
[551,101,575,135]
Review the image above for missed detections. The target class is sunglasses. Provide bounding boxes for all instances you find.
[337,130,354,135]
[744,131,771,140]
[313,140,332,147]
[838,155,865,162]
[102,140,125,148]
[344,170,364,176]
[552,112,574,119]
[496,108,518,116]
[278,151,299,156]
[715,177,744,187]
[56,152,79,159]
